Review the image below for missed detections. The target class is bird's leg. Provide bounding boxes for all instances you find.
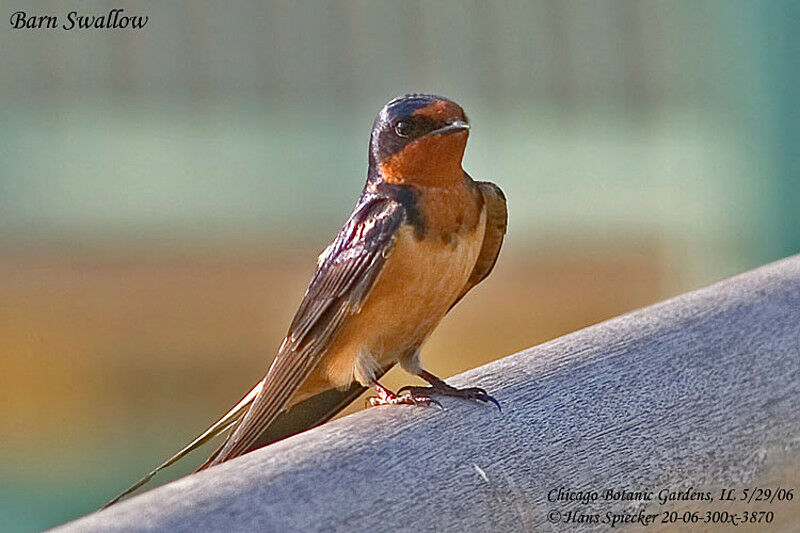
[398,369,501,411]
[366,380,441,408]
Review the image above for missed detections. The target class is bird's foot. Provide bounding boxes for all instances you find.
[398,382,501,411]
[366,386,442,409]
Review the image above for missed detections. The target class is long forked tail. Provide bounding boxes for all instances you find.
[196,370,388,470]
[102,364,393,509]
[101,379,264,509]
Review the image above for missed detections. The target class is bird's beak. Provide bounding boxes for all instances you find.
[428,119,470,136]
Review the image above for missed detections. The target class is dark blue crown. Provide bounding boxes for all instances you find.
[381,93,450,119]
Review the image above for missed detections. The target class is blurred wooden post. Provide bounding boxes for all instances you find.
[56,256,800,532]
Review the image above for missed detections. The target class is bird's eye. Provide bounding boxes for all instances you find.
[394,120,413,138]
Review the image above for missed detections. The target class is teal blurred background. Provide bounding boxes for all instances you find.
[1,1,798,531]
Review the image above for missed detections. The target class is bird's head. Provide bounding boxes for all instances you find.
[369,94,469,186]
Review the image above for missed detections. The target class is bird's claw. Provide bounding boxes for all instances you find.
[366,390,443,409]
[397,384,501,412]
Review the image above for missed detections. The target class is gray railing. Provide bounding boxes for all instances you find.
[56,256,800,532]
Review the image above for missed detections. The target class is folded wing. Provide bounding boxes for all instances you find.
[451,181,508,308]
[205,194,406,466]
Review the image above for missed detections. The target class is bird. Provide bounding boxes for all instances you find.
[104,93,507,507]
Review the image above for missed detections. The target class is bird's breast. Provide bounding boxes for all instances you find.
[361,212,486,349]
[304,204,486,393]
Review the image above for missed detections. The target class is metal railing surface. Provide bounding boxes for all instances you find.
[56,255,800,532]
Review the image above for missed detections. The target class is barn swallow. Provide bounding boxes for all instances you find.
[105,93,507,507]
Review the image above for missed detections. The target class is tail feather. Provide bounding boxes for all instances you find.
[102,364,394,509]
[101,379,264,509]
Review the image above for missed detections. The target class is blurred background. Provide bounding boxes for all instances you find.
[1,1,798,530]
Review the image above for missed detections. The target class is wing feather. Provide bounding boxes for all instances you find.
[205,194,406,466]
[451,181,507,308]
